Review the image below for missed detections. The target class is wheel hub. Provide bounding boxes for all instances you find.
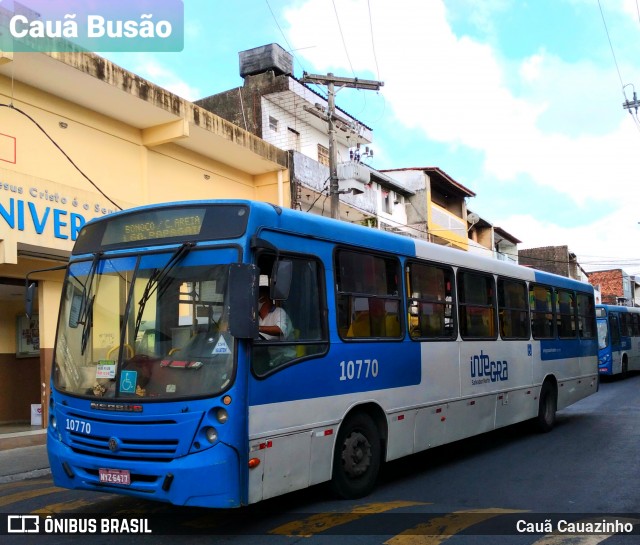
[341,431,371,478]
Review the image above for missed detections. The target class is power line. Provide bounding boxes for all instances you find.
[598,0,625,92]
[597,0,640,131]
[264,0,309,76]
[367,0,381,81]
[331,0,356,77]
[1,103,122,210]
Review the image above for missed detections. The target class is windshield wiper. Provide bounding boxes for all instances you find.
[133,242,195,340]
[79,252,102,356]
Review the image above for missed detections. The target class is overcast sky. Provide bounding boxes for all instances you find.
[105,0,640,274]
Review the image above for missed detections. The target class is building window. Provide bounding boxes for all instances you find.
[383,190,393,214]
[287,127,300,151]
[269,115,279,132]
[317,144,329,166]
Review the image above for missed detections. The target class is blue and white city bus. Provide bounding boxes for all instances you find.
[596,304,640,377]
[41,200,598,508]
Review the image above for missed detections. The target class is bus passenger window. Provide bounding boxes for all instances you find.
[336,250,402,340]
[577,293,596,339]
[458,271,496,339]
[498,278,529,339]
[530,284,554,339]
[556,289,577,339]
[407,262,455,340]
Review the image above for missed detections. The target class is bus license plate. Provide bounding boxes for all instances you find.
[98,468,131,485]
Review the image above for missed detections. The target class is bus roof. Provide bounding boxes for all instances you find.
[78,199,593,293]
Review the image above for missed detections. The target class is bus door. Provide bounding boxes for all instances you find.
[609,313,622,373]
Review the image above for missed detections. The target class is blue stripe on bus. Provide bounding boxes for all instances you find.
[248,341,421,406]
[540,338,598,360]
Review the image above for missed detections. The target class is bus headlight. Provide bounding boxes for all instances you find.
[205,427,219,444]
[50,415,57,431]
[215,408,228,424]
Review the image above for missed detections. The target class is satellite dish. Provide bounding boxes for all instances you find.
[467,212,480,226]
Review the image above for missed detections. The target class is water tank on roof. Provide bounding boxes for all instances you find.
[239,44,293,78]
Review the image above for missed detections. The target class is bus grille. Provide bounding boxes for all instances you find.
[62,410,201,462]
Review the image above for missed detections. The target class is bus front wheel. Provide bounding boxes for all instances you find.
[536,381,557,433]
[331,412,381,499]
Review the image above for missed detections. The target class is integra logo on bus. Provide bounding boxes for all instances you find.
[90,402,143,412]
[470,350,508,385]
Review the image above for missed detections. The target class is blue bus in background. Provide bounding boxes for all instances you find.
[38,200,598,508]
[596,304,640,377]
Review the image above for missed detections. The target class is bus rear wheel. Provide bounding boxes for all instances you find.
[331,412,381,499]
[536,381,557,433]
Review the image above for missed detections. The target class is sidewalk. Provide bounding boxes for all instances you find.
[0,430,50,483]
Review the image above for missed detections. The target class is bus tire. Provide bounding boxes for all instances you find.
[331,412,381,499]
[536,381,557,433]
[621,357,629,379]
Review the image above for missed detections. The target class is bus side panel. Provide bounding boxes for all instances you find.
[459,340,532,399]
[631,337,640,371]
[494,387,538,428]
[247,341,422,502]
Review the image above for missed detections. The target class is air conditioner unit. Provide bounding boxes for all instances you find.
[337,161,370,195]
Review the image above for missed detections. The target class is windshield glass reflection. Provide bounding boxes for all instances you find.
[54,248,238,400]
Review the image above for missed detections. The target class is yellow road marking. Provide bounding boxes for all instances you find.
[0,487,62,508]
[33,498,99,514]
[532,517,640,545]
[270,501,429,537]
[384,508,528,545]
[0,477,51,491]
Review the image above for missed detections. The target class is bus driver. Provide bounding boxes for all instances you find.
[258,283,292,340]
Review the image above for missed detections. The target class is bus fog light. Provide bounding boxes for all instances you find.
[215,408,228,424]
[205,427,218,444]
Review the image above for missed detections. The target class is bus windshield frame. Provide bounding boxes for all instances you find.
[54,245,242,401]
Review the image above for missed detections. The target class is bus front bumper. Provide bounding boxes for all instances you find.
[47,432,243,508]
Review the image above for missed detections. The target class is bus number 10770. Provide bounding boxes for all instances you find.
[339,359,379,381]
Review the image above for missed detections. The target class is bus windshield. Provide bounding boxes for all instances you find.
[54,247,239,400]
[597,319,609,350]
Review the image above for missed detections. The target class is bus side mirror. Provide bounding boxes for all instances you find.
[271,260,292,301]
[25,282,37,320]
[228,263,259,339]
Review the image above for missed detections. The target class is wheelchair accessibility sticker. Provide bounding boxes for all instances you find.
[120,370,137,394]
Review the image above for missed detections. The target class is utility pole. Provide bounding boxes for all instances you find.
[623,92,640,114]
[300,72,383,220]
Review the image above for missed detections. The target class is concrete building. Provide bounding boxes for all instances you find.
[588,269,632,306]
[518,246,589,282]
[0,49,288,427]
[195,43,414,229]
[466,211,521,263]
[380,167,476,250]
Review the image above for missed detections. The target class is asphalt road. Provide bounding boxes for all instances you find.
[1,374,639,544]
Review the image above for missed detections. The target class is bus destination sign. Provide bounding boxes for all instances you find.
[102,209,205,245]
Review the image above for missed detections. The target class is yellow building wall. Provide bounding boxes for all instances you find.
[0,71,287,424]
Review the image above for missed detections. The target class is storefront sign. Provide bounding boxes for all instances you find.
[0,171,119,250]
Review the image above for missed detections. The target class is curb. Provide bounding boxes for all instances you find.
[0,468,51,484]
